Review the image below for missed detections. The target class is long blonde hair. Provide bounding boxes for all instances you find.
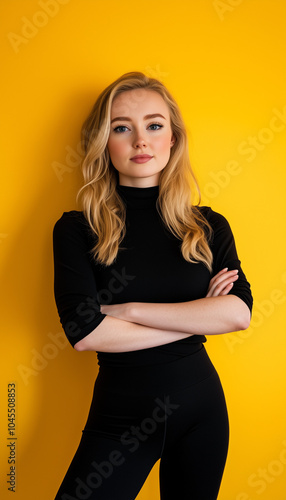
[77,71,213,272]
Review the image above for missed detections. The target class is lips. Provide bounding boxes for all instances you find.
[130,154,153,164]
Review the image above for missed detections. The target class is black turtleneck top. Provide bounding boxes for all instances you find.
[53,185,252,365]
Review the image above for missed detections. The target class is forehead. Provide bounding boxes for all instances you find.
[110,88,170,118]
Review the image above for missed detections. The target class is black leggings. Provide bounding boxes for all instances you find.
[55,345,229,500]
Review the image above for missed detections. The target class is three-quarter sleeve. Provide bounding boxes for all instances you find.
[53,211,106,347]
[205,207,253,314]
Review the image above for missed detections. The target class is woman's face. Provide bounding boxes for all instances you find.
[107,88,176,187]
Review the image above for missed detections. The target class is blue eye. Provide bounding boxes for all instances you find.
[113,126,129,133]
[149,123,163,130]
[113,123,163,133]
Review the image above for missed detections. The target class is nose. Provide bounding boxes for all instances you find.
[132,130,147,149]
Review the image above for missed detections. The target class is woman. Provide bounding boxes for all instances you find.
[53,71,252,500]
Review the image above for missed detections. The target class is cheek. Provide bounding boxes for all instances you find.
[107,138,126,161]
[156,135,172,156]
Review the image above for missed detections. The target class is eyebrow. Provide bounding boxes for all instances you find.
[110,113,166,124]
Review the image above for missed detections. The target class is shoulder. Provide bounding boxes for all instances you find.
[54,210,87,231]
[53,210,93,243]
[195,206,235,244]
[195,205,231,231]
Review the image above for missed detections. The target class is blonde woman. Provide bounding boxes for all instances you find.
[53,72,252,500]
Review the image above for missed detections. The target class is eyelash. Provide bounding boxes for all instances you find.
[113,123,163,133]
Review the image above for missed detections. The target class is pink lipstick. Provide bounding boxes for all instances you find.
[130,155,153,164]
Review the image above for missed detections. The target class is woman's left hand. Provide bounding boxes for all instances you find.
[206,268,239,298]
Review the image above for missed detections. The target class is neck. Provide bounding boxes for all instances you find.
[119,183,159,188]
[118,174,160,188]
[117,184,159,208]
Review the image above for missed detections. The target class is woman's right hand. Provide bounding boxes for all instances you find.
[206,268,239,298]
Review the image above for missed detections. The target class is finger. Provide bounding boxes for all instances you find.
[212,267,229,278]
[207,272,238,296]
[206,282,231,298]
[207,275,238,297]
[208,268,228,286]
[208,269,237,289]
[207,271,238,296]
[214,282,234,297]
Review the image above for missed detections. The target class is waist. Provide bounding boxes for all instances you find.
[96,335,206,368]
[95,343,215,395]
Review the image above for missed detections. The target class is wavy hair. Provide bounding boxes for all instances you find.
[77,71,213,271]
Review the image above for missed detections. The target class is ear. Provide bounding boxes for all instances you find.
[170,134,176,147]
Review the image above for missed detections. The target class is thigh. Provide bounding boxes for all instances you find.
[54,429,162,500]
[159,370,229,500]
[54,371,166,500]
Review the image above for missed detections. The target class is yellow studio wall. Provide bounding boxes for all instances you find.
[1,0,286,498]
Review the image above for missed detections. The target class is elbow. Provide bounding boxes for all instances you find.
[73,330,100,352]
[74,338,88,351]
[73,318,107,351]
[237,317,250,331]
[229,296,251,332]
[236,310,251,331]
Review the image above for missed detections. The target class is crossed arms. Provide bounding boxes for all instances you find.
[74,268,251,352]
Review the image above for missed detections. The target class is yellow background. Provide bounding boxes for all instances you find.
[1,0,286,498]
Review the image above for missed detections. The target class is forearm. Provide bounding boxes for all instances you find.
[124,295,251,336]
[74,315,194,352]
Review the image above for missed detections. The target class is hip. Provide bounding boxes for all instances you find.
[95,343,216,396]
